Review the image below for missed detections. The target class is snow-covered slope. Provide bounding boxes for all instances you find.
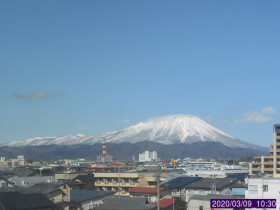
[3,115,262,149]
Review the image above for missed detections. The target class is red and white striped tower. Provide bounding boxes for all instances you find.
[102,138,107,157]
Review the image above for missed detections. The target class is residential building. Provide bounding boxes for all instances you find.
[96,197,156,210]
[55,173,87,181]
[184,178,239,202]
[251,124,280,177]
[94,172,157,195]
[70,189,114,210]
[72,174,95,189]
[8,176,57,188]
[9,155,25,168]
[230,183,247,196]
[0,191,58,210]
[188,194,242,210]
[161,176,201,201]
[245,178,280,210]
[24,183,67,204]
[139,151,157,162]
[152,198,186,210]
[127,187,167,202]
[0,157,9,168]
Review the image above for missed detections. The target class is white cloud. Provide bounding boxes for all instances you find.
[11,91,64,101]
[261,106,277,114]
[234,106,277,124]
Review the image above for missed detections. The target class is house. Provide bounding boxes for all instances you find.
[187,194,242,210]
[226,173,248,183]
[55,173,87,182]
[127,187,167,202]
[0,191,59,210]
[152,198,186,210]
[230,183,247,196]
[25,183,67,203]
[96,197,156,210]
[72,174,95,189]
[70,189,114,210]
[8,176,57,188]
[184,178,239,201]
[161,176,201,200]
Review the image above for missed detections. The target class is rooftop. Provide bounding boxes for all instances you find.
[185,178,238,190]
[127,187,166,194]
[161,176,201,189]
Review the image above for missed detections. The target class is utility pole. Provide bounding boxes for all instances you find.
[211,174,216,194]
[157,165,161,210]
[118,165,120,197]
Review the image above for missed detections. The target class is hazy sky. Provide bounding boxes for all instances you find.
[1,0,280,147]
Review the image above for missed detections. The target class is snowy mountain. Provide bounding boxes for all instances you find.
[3,115,263,149]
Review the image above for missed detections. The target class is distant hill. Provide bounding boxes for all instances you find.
[0,141,268,161]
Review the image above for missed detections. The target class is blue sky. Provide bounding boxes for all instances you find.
[1,0,280,147]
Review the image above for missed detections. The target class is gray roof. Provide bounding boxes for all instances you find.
[0,191,56,209]
[8,176,57,188]
[25,182,64,195]
[73,174,95,182]
[96,197,156,210]
[185,178,238,190]
[190,194,242,201]
[70,190,114,203]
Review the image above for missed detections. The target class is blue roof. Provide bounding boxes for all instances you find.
[70,190,114,202]
[161,176,201,189]
[226,173,248,181]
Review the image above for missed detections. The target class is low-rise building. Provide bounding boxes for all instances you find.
[95,172,157,195]
[70,189,114,210]
[8,176,57,188]
[127,187,167,202]
[184,178,239,202]
[96,197,156,210]
[188,194,242,210]
[245,178,280,210]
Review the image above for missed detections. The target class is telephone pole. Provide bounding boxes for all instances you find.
[157,165,161,210]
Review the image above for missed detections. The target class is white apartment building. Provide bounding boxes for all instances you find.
[139,151,157,162]
[0,156,25,168]
[245,178,280,210]
[10,155,25,168]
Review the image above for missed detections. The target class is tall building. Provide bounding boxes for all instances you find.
[251,124,280,177]
[139,151,157,162]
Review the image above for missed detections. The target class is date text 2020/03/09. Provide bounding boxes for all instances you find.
[210,199,276,208]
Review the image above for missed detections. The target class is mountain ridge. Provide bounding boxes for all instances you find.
[3,114,265,151]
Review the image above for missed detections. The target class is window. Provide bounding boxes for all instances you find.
[248,185,258,194]
[21,180,28,185]
[263,185,268,192]
[199,206,203,210]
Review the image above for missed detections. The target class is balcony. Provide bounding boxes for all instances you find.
[172,192,182,197]
[95,181,137,188]
[263,168,274,172]
[269,149,280,153]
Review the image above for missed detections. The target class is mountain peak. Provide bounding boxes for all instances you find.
[4,114,262,149]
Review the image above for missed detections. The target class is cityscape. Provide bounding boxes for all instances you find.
[1,1,280,210]
[0,124,279,209]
